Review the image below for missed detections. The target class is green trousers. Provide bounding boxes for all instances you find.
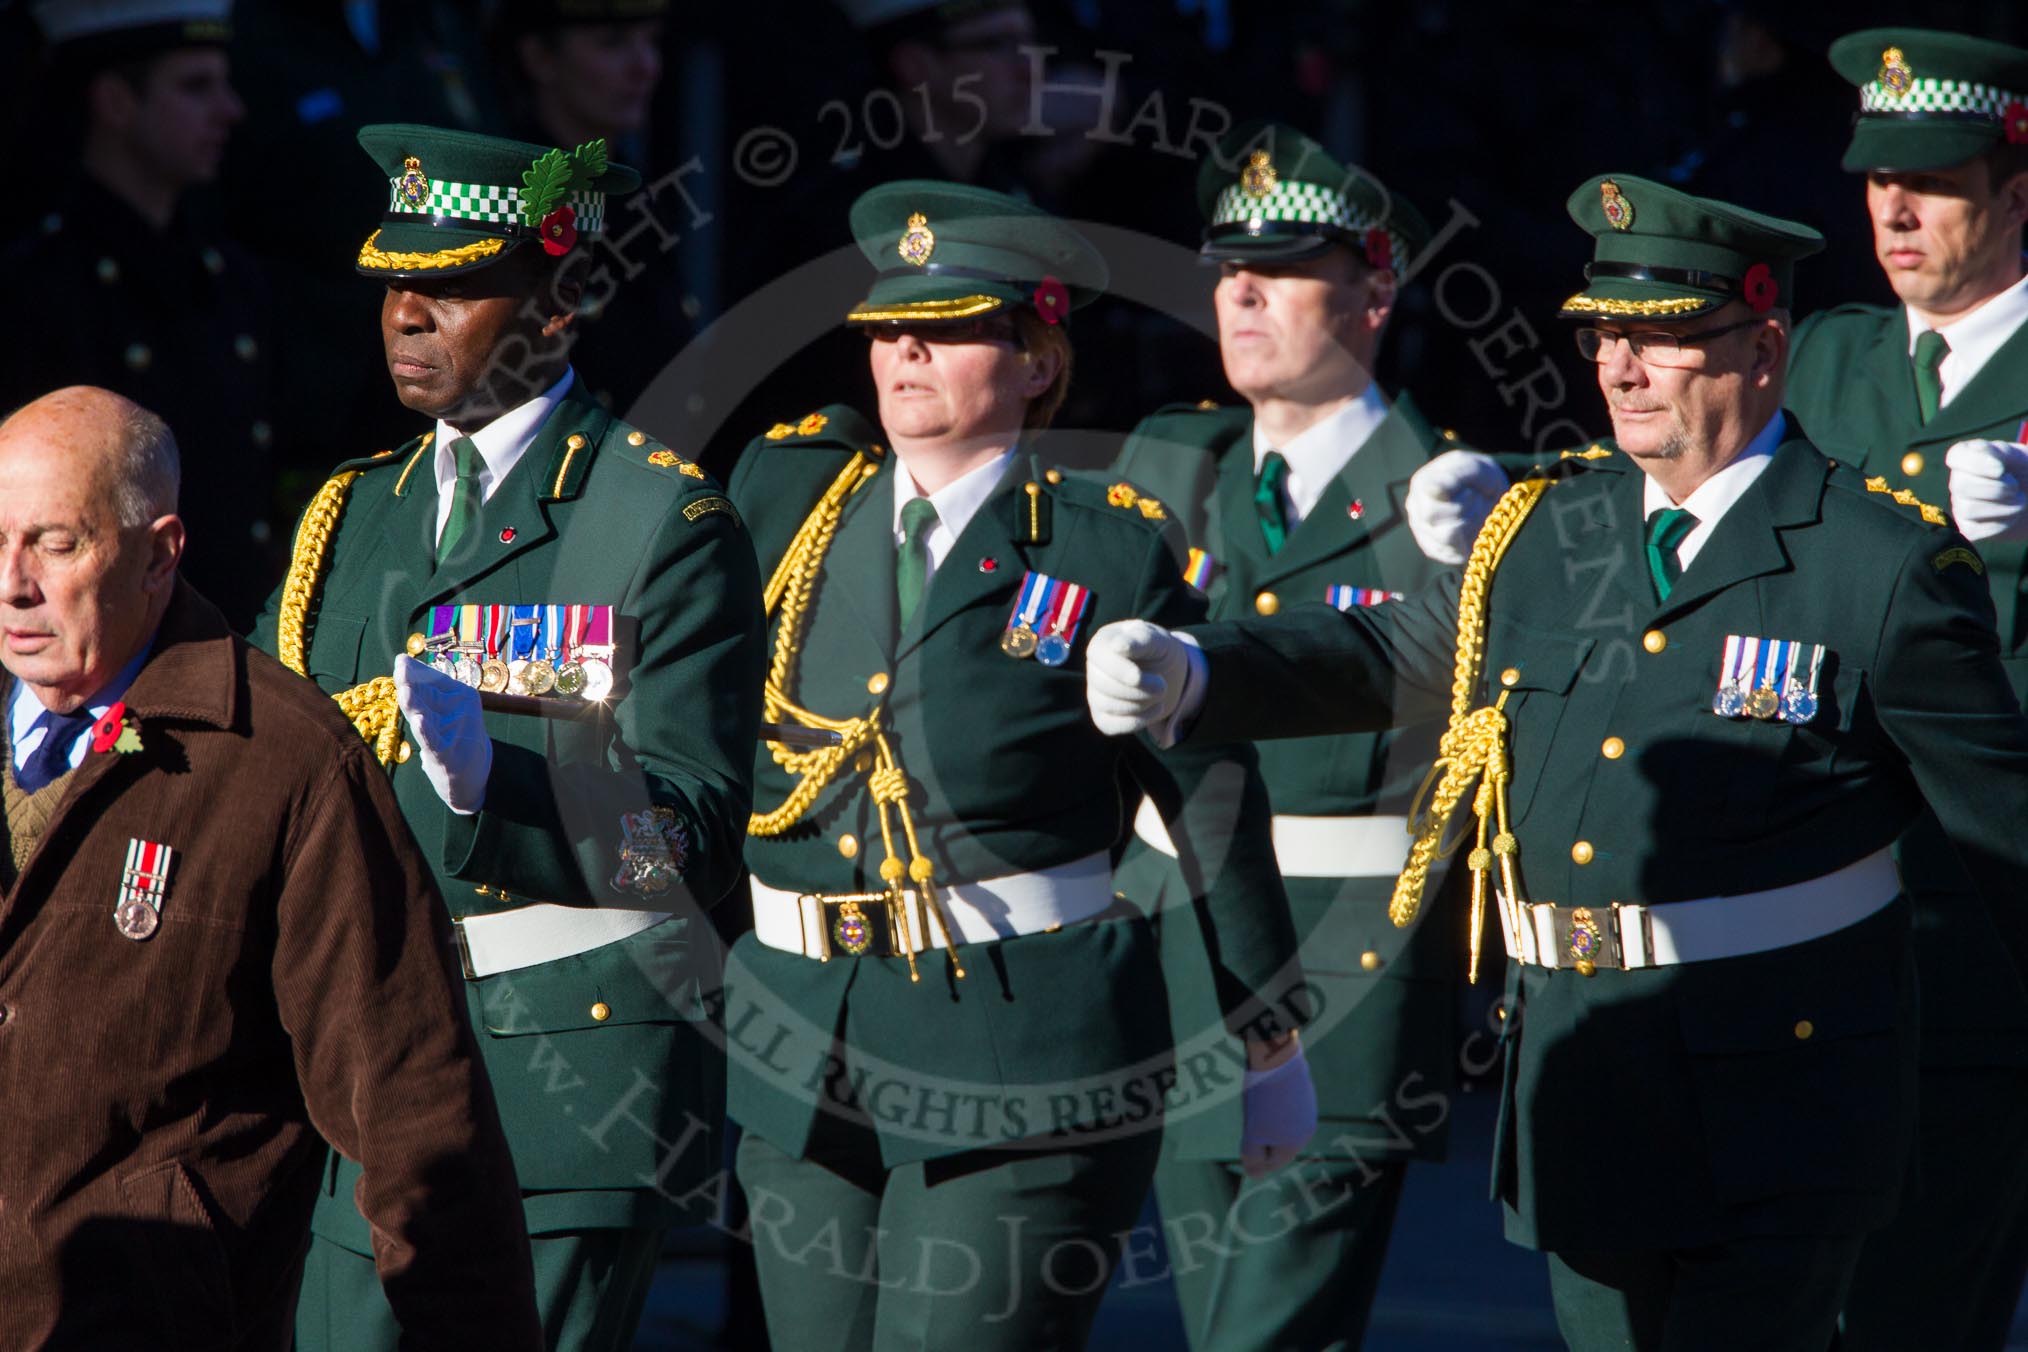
[294,1226,660,1352]
[735,1119,1160,1352]
[1842,1065,2028,1351]
[1153,1151,1406,1352]
[1547,1232,1865,1352]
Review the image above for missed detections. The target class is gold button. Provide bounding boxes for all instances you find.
[590,1001,612,1022]
[405,632,427,657]
[1499,667,1521,688]
[867,672,890,695]
[1255,591,1279,616]
[566,433,587,450]
[854,750,873,773]
[1642,629,1666,654]
[395,741,413,764]
[1046,468,1064,484]
[1794,1019,1814,1040]
[1575,959,1597,977]
[838,834,859,859]
[1901,451,1924,477]
[1359,950,1382,972]
[627,430,647,446]
[1571,840,1594,865]
[1601,736,1625,760]
[1496,1005,1508,1021]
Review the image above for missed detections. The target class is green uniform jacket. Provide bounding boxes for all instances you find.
[1179,434,2028,1251]
[251,383,765,1239]
[721,407,1303,1170]
[1110,395,1459,1163]
[1788,305,2028,1068]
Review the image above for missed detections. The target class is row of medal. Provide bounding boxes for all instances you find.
[1712,634,1824,724]
[1000,571,1094,667]
[1325,585,1404,610]
[422,603,618,700]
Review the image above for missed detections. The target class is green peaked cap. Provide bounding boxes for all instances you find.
[1195,120,1431,271]
[1830,28,2028,172]
[845,181,1107,326]
[1558,174,1823,322]
[355,123,641,279]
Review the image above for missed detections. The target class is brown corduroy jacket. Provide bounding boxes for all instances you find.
[0,582,541,1350]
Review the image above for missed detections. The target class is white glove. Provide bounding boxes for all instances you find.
[1945,439,2028,544]
[393,654,493,814]
[1085,619,1190,737]
[1406,450,1508,565]
[1239,1045,1318,1179]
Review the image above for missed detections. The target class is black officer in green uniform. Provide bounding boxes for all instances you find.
[247,124,766,1352]
[1107,122,1458,1352]
[1088,175,2028,1351]
[721,181,1314,1350]
[5,0,280,630]
[1782,31,2028,1349]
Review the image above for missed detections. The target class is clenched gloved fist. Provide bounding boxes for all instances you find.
[1085,619,1191,737]
[1946,439,2028,544]
[393,654,493,814]
[1240,1044,1319,1179]
[1406,449,1508,565]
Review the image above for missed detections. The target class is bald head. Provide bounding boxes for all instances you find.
[0,388,185,712]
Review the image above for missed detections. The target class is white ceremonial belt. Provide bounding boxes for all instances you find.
[454,903,675,979]
[750,852,1115,960]
[1496,849,1902,972]
[1134,797,1412,879]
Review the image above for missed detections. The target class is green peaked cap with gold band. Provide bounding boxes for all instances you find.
[844,180,1107,326]
[1830,28,2028,173]
[354,123,641,279]
[1195,120,1431,272]
[1557,174,1824,322]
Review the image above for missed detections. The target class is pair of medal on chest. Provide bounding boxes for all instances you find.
[421,603,616,701]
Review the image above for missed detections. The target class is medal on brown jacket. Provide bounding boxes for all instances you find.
[115,838,174,941]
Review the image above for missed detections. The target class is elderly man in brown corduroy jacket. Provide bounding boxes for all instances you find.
[0,386,542,1351]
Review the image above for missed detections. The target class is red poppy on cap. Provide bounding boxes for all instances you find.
[1742,263,1777,314]
[1363,228,1393,271]
[539,205,578,257]
[1033,275,1068,325]
[2005,101,2028,145]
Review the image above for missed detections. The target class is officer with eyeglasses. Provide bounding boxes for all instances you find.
[1084,174,2028,1351]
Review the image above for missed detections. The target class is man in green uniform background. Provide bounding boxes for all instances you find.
[1109,122,1459,1352]
[1091,175,2028,1350]
[249,124,765,1352]
[1781,30,2028,1348]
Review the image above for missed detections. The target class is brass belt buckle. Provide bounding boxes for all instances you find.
[1556,904,1620,977]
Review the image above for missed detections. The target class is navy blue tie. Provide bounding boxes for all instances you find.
[17,708,94,791]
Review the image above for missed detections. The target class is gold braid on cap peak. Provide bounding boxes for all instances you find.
[1561,293,1710,317]
[277,470,405,765]
[1395,477,1552,983]
[356,229,508,272]
[746,451,966,983]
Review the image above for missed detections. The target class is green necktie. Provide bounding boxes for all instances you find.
[437,435,485,564]
[1255,450,1291,556]
[1645,507,1698,602]
[896,496,939,627]
[1913,329,1950,424]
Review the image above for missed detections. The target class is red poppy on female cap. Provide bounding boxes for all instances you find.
[1033,275,1068,325]
[2005,101,2028,145]
[1362,228,1392,271]
[539,205,578,256]
[1742,262,1777,314]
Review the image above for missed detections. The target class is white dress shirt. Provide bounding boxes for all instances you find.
[891,447,1017,593]
[1251,384,1391,527]
[431,368,576,543]
[1641,411,1784,570]
[1907,267,2028,410]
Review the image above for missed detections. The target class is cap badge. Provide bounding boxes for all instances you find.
[1879,46,1914,94]
[1241,148,1278,199]
[398,156,430,210]
[1600,179,1634,231]
[898,213,936,267]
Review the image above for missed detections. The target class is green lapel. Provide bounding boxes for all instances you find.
[1654,437,1824,623]
[374,434,441,587]
[1213,431,1271,603]
[819,452,901,664]
[1921,315,2028,446]
[898,454,1032,661]
[1254,390,1438,588]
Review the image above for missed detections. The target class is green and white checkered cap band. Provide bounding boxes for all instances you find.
[1210,178,1401,263]
[1862,76,2024,119]
[386,177,609,234]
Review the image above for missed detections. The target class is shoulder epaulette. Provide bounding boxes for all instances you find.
[756,404,883,453]
[1104,480,1168,521]
[1862,475,1948,525]
[1558,443,1615,461]
[610,425,708,481]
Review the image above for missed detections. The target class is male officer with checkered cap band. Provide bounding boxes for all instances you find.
[247,124,766,1352]
[1778,29,2028,1352]
[1086,173,2028,1351]
[1107,121,1465,1352]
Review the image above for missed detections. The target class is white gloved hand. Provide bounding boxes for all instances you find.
[1945,439,2028,544]
[1085,619,1190,737]
[393,654,493,814]
[1239,1045,1319,1179]
[1406,450,1509,565]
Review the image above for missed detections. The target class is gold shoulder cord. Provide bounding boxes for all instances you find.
[1394,477,1551,983]
[276,471,405,765]
[746,452,965,982]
